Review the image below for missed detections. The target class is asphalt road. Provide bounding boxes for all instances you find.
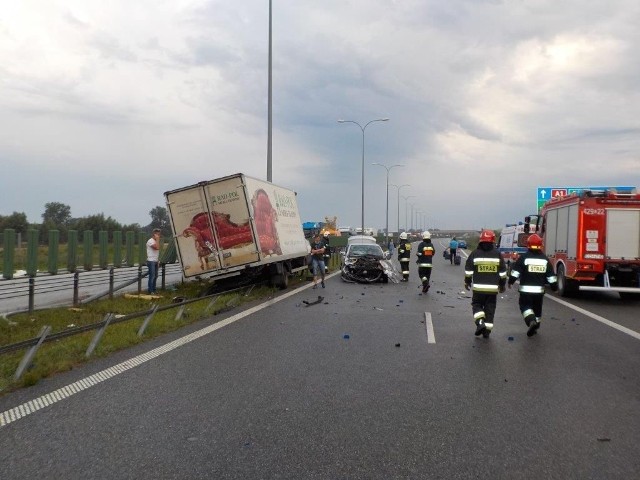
[1,241,639,479]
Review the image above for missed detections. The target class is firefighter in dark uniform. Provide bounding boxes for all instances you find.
[322,231,331,273]
[416,231,435,293]
[508,234,558,337]
[464,230,507,338]
[397,232,411,282]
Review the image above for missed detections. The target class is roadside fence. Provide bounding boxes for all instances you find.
[1,284,256,380]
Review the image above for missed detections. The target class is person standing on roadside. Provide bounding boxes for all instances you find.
[146,228,161,295]
[416,231,435,293]
[508,234,558,337]
[449,237,459,265]
[464,230,507,338]
[310,232,326,289]
[397,232,412,282]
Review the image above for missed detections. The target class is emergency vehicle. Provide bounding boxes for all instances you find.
[498,222,538,271]
[523,188,640,300]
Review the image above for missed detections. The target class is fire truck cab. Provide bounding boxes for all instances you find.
[524,188,640,300]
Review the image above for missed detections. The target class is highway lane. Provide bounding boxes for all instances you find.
[1,244,639,479]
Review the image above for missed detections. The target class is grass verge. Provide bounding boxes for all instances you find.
[0,272,311,397]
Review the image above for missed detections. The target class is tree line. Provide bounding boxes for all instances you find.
[0,202,172,243]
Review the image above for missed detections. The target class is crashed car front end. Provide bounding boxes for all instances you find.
[341,255,401,284]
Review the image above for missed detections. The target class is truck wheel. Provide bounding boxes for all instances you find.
[557,264,577,297]
[271,271,289,290]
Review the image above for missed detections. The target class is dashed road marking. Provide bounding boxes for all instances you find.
[425,312,435,343]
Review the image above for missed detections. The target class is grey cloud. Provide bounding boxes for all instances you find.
[90,31,138,62]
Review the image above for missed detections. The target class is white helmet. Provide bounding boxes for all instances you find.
[422,231,431,240]
[399,232,408,240]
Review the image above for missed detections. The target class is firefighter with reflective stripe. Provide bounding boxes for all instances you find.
[508,234,558,337]
[322,231,331,273]
[397,231,412,282]
[416,231,435,293]
[464,230,507,338]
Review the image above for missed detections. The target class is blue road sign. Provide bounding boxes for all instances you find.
[537,186,635,210]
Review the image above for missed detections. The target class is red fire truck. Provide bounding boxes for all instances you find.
[523,188,640,300]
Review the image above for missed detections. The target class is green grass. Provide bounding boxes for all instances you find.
[0,273,310,396]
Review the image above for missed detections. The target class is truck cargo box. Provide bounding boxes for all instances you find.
[165,174,309,286]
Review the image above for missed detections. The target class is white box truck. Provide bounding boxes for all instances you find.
[164,173,310,289]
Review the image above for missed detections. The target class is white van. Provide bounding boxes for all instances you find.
[498,222,537,269]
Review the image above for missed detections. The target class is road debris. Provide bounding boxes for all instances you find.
[302,296,324,307]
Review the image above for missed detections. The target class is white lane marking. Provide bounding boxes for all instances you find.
[547,295,640,341]
[0,277,327,429]
[425,312,435,344]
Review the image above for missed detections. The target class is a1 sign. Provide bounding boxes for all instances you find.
[551,189,567,198]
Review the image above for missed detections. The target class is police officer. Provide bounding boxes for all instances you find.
[322,231,331,273]
[464,230,507,338]
[416,231,435,293]
[397,232,412,282]
[508,234,558,337]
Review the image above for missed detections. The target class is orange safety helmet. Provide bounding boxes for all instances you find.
[479,230,496,243]
[527,233,543,250]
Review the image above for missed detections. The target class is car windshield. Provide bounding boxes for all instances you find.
[349,245,383,257]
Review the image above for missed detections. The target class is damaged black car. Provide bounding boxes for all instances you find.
[340,236,400,284]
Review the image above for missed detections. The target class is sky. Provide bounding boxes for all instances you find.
[1,0,639,233]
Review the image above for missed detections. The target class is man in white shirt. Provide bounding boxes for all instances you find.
[146,228,161,294]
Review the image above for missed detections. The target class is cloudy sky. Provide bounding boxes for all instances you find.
[2,0,639,233]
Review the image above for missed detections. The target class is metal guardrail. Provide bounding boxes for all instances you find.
[0,263,183,315]
[1,284,256,380]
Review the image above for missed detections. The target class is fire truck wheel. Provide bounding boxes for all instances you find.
[557,264,578,297]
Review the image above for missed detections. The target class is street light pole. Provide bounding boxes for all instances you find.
[338,118,389,235]
[401,195,414,232]
[392,184,410,235]
[372,163,403,247]
[267,0,273,181]
[410,203,415,231]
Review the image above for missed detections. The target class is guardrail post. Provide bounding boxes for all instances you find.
[14,325,51,380]
[137,265,143,294]
[175,301,186,321]
[28,277,35,314]
[204,295,220,312]
[86,313,113,357]
[73,272,80,306]
[161,263,166,290]
[109,267,115,299]
[137,304,159,337]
